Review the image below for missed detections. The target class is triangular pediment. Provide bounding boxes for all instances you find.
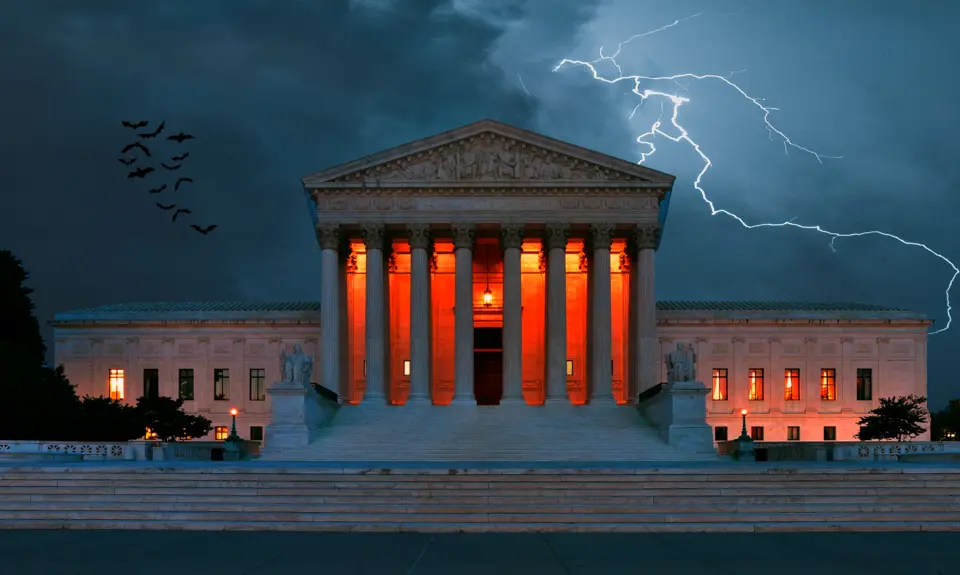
[302,119,675,186]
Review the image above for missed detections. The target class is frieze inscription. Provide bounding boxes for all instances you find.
[315,194,659,212]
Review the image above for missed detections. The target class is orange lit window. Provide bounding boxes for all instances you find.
[144,428,158,440]
[784,369,800,401]
[214,426,229,440]
[108,368,124,400]
[403,360,411,377]
[820,368,837,401]
[748,368,764,401]
[711,368,728,401]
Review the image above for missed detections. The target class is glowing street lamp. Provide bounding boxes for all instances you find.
[223,407,242,460]
[739,409,749,439]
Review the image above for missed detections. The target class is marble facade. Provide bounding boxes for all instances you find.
[49,120,932,444]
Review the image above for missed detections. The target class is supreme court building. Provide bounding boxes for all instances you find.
[51,120,931,449]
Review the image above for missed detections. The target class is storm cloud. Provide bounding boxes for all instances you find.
[2,0,958,405]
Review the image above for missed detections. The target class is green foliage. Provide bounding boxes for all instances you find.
[855,395,928,442]
[136,396,212,442]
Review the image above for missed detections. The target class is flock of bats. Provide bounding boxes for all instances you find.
[119,120,217,235]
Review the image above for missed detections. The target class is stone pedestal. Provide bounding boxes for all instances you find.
[264,381,338,451]
[638,380,715,454]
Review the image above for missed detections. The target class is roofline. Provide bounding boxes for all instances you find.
[301,119,676,187]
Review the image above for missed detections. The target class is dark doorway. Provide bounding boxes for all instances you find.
[474,327,503,405]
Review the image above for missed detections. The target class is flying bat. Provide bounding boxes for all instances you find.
[137,121,165,139]
[172,208,192,222]
[127,166,154,179]
[174,177,193,191]
[171,152,189,162]
[121,120,148,129]
[148,184,167,194]
[117,157,136,166]
[155,202,176,210]
[191,224,218,235]
[120,141,151,157]
[167,132,195,143]
[161,162,182,171]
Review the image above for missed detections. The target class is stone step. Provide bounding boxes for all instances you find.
[2,501,959,514]
[4,509,960,524]
[2,519,956,532]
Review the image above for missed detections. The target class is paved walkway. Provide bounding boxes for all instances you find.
[0,531,956,574]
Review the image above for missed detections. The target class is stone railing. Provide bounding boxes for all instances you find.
[0,439,263,462]
[716,440,960,462]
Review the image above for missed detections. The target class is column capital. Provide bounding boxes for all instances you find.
[451,223,475,250]
[407,223,431,250]
[500,223,525,251]
[544,222,569,251]
[316,223,341,251]
[631,223,661,250]
[361,223,386,251]
[589,223,615,250]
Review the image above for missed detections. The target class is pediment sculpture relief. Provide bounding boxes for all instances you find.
[332,133,641,183]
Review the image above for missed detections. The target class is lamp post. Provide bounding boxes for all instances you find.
[735,408,755,461]
[223,407,242,460]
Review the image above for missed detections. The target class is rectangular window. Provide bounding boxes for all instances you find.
[178,368,194,401]
[748,368,764,400]
[784,369,800,401]
[714,426,728,441]
[250,368,266,401]
[214,426,229,440]
[787,426,800,441]
[820,368,837,401]
[824,426,837,441]
[711,368,728,401]
[108,368,125,400]
[750,426,765,441]
[856,368,873,400]
[213,368,230,401]
[143,368,159,399]
[566,360,574,376]
[250,426,264,441]
[403,360,411,377]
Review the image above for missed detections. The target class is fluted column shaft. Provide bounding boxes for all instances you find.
[408,224,432,402]
[544,222,569,404]
[361,224,386,401]
[318,224,342,395]
[589,224,614,403]
[452,223,475,404]
[633,224,661,398]
[500,224,524,403]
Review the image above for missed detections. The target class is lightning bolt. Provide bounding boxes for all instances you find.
[554,11,957,335]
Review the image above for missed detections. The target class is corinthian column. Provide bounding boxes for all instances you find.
[318,224,342,395]
[451,223,475,404]
[408,223,432,403]
[500,223,524,403]
[633,223,661,399]
[544,222,569,404]
[361,223,387,402]
[589,223,614,403]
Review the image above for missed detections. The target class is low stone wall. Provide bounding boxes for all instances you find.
[717,439,960,462]
[0,440,262,462]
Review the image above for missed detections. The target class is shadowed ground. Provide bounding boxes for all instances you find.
[0,531,956,574]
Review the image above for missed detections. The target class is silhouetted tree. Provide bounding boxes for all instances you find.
[0,250,46,369]
[136,396,212,442]
[856,395,928,442]
[930,399,960,441]
[74,396,146,442]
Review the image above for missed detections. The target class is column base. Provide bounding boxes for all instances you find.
[406,394,431,403]
[499,396,525,405]
[449,396,476,405]
[543,397,570,406]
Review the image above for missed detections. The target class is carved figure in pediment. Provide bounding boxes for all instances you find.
[522,152,544,179]
[403,158,436,180]
[458,145,478,179]
[547,161,571,179]
[437,152,457,180]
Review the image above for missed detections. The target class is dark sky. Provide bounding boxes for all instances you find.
[3,0,958,407]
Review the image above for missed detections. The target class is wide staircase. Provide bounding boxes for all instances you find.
[260,402,714,462]
[1,464,960,532]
